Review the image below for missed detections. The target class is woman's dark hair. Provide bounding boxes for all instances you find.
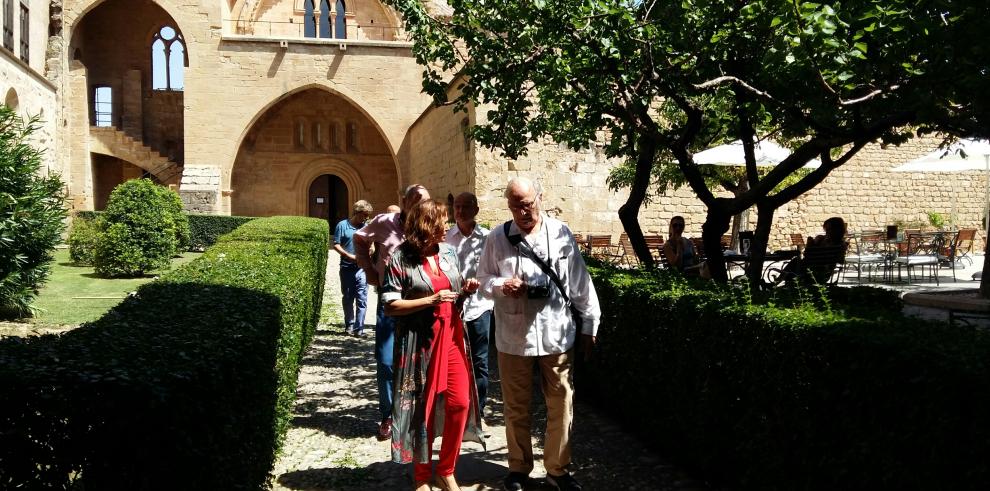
[401,199,447,259]
[822,216,847,245]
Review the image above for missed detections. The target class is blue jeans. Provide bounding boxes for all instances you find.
[339,262,367,334]
[375,295,396,421]
[465,310,492,411]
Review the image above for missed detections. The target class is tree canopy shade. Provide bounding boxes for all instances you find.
[387,0,990,283]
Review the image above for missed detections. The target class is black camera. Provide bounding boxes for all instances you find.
[526,279,551,299]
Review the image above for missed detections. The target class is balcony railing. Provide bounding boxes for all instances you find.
[225,19,406,42]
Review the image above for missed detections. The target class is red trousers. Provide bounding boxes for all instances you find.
[413,340,471,482]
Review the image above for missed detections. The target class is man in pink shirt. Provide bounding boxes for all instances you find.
[354,184,430,441]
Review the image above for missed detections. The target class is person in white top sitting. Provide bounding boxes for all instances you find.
[477,177,601,491]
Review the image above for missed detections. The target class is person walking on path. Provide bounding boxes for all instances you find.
[355,184,431,441]
[445,192,494,413]
[382,199,486,491]
[334,200,373,336]
[477,177,601,491]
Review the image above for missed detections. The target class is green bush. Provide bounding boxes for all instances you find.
[164,187,191,252]
[188,213,256,251]
[0,216,329,489]
[93,179,180,277]
[0,106,68,318]
[582,265,990,490]
[67,214,103,265]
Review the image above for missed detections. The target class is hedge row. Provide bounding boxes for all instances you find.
[582,265,990,490]
[73,211,256,252]
[0,216,329,490]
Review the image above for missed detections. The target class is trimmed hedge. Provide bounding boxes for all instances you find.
[0,216,329,489]
[71,211,257,252]
[187,214,257,251]
[582,265,990,490]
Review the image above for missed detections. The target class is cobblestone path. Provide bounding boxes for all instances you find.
[271,258,716,491]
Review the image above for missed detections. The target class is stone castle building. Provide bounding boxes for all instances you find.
[1,0,985,250]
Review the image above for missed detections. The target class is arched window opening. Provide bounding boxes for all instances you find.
[5,88,19,111]
[312,122,323,149]
[346,121,358,152]
[151,26,185,91]
[329,122,340,152]
[334,0,346,39]
[93,86,112,127]
[295,120,306,148]
[318,0,332,38]
[303,0,316,38]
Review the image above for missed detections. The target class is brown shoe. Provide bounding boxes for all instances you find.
[376,417,392,441]
[434,474,460,490]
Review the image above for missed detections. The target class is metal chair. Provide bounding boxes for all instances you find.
[894,233,944,285]
[844,232,887,282]
[954,228,978,266]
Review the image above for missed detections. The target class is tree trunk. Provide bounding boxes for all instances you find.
[619,138,660,268]
[702,204,733,282]
[747,201,776,289]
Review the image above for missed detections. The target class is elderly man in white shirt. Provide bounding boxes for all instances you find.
[477,177,601,491]
[445,192,495,414]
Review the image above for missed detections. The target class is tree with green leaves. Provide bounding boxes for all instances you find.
[0,105,67,318]
[387,0,990,286]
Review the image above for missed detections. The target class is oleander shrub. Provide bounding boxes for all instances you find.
[93,179,180,277]
[163,186,191,252]
[0,216,329,489]
[0,106,68,318]
[582,265,990,490]
[187,214,256,251]
[67,213,103,265]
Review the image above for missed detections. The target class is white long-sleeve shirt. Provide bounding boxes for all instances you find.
[477,215,601,356]
[445,223,494,322]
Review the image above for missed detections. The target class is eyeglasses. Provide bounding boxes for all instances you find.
[508,200,539,212]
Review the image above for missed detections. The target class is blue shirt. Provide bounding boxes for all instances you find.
[334,218,360,265]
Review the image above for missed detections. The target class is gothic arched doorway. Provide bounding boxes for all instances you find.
[309,174,348,226]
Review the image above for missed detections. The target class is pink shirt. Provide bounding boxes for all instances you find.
[354,212,405,282]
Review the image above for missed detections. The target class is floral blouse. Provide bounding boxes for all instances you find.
[381,243,486,464]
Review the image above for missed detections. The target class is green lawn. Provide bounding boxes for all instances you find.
[28,249,203,326]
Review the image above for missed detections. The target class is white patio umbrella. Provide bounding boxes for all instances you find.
[891,139,990,230]
[694,140,822,168]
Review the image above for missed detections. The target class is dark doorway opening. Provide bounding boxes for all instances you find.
[308,174,348,225]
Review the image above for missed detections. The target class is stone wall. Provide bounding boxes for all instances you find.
[399,93,475,207]
[144,89,183,163]
[0,52,58,175]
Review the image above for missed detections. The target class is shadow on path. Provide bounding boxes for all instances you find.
[272,256,720,491]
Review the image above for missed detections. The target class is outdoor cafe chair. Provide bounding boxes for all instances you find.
[954,228,978,266]
[644,234,665,262]
[618,232,639,268]
[766,244,847,286]
[844,232,887,282]
[938,230,963,282]
[588,234,622,264]
[894,232,945,285]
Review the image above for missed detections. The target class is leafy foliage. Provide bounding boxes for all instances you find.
[93,179,183,277]
[0,105,67,318]
[187,213,256,251]
[387,0,990,279]
[0,216,329,489]
[67,213,103,265]
[584,264,990,489]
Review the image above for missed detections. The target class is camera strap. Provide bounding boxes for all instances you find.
[502,221,572,305]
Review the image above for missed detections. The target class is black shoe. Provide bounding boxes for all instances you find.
[503,472,528,491]
[546,472,582,491]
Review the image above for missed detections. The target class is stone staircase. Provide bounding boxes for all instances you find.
[89,126,183,185]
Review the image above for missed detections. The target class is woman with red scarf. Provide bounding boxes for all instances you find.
[381,199,485,490]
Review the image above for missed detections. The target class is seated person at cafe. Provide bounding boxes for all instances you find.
[779,216,848,285]
[663,216,702,275]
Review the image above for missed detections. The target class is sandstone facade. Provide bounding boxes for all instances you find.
[1,0,984,252]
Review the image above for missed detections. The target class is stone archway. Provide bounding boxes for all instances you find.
[231,87,399,218]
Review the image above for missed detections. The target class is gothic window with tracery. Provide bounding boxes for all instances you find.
[151,26,185,90]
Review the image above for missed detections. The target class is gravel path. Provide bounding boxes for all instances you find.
[272,257,717,491]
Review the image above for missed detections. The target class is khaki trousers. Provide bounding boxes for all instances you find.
[498,350,574,476]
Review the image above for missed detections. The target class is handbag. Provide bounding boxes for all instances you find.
[503,221,583,331]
